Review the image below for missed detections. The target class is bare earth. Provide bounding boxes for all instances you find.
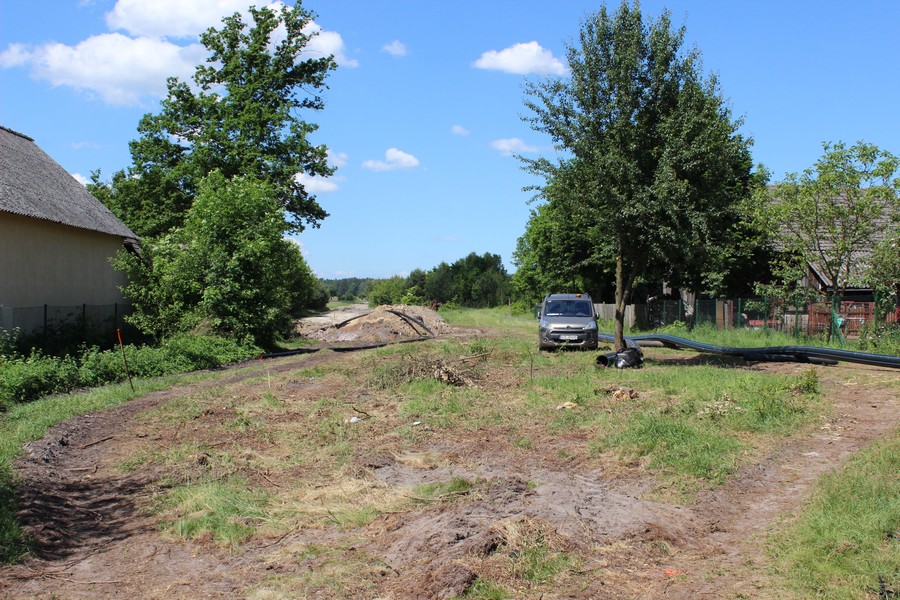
[1,309,897,599]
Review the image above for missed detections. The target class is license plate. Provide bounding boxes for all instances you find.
[559,334,579,340]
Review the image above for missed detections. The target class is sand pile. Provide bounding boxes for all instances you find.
[302,305,449,344]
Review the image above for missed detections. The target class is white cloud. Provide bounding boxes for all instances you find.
[284,236,309,256]
[490,137,539,156]
[72,173,90,186]
[451,124,470,136]
[0,2,355,106]
[303,22,358,67]
[0,43,29,67]
[474,41,567,75]
[362,148,420,172]
[381,40,407,57]
[2,34,203,105]
[296,172,342,193]
[327,149,348,168]
[106,0,252,38]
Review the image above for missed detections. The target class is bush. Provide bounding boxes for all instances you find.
[0,352,79,410]
[856,322,900,356]
[0,336,259,409]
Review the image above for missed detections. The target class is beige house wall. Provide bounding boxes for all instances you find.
[0,211,129,308]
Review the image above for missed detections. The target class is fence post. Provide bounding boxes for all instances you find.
[794,301,800,338]
[737,298,742,327]
[873,291,879,325]
[764,296,770,332]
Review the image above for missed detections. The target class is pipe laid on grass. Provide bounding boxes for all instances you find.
[597,333,900,369]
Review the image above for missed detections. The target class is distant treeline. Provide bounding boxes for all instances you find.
[322,252,512,308]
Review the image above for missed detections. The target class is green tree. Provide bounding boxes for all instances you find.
[115,173,317,345]
[520,1,753,349]
[449,252,510,307]
[368,276,408,307]
[865,232,900,323]
[424,262,454,304]
[285,246,329,314]
[99,3,335,238]
[512,200,613,304]
[752,141,899,340]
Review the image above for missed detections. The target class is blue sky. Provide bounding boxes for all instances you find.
[2,0,898,279]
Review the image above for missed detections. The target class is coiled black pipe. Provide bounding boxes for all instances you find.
[597,333,900,369]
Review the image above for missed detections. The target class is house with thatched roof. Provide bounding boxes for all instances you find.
[0,125,138,333]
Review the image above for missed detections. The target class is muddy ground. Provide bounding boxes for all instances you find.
[0,309,897,599]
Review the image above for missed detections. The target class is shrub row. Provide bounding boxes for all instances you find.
[0,335,260,410]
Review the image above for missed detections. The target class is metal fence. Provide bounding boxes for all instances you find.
[646,298,897,338]
[0,303,137,353]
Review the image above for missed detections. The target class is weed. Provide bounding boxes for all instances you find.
[512,436,533,450]
[458,578,512,599]
[494,519,577,584]
[155,475,270,547]
[793,367,820,395]
[326,506,381,529]
[411,477,474,502]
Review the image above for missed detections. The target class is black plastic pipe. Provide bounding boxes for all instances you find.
[597,333,900,369]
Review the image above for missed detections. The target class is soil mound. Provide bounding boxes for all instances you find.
[301,304,449,344]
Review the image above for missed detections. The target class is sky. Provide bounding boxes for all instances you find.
[1,0,898,280]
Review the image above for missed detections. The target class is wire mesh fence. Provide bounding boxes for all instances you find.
[0,303,138,354]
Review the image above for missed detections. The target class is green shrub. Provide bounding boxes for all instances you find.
[0,336,259,408]
[0,352,78,410]
[0,328,20,359]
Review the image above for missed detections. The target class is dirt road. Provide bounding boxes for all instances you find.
[0,317,897,599]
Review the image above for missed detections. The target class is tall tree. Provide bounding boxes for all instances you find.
[115,172,318,345]
[99,3,336,238]
[520,1,753,349]
[752,141,899,340]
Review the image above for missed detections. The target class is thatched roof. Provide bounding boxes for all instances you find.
[0,125,137,240]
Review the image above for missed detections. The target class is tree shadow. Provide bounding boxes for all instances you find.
[15,468,156,561]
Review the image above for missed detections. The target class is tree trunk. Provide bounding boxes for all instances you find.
[614,252,626,352]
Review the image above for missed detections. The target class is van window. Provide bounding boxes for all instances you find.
[545,300,593,317]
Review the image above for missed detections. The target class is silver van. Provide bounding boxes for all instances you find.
[537,293,599,350]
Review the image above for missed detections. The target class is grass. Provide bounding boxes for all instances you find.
[582,360,821,489]
[603,412,742,483]
[770,433,899,599]
[410,477,474,502]
[0,367,237,562]
[155,475,271,547]
[1,307,893,597]
[440,306,537,335]
[458,578,512,599]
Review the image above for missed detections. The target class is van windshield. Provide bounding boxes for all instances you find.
[545,300,593,317]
